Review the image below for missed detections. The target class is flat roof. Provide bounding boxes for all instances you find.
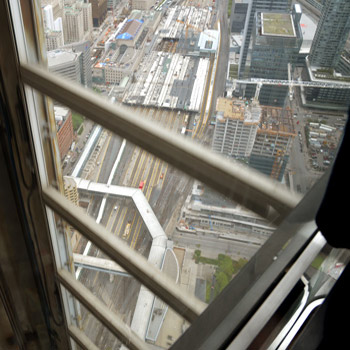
[261,13,296,38]
[47,49,79,67]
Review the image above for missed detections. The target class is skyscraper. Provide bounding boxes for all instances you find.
[309,0,350,68]
[43,4,55,30]
[302,0,350,109]
[246,10,302,106]
[238,0,291,79]
[63,4,85,44]
[89,0,108,27]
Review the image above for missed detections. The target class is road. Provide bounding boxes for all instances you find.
[172,230,260,261]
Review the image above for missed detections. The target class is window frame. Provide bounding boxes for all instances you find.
[1,0,337,349]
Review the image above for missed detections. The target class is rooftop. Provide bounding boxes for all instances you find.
[259,106,295,136]
[116,19,144,40]
[48,49,79,67]
[261,13,296,38]
[216,98,261,124]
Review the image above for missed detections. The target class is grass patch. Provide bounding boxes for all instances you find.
[72,112,84,132]
[193,251,248,303]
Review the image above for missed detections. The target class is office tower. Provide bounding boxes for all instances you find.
[63,40,92,88]
[212,98,260,158]
[230,0,249,34]
[45,30,64,50]
[81,1,93,35]
[43,5,55,30]
[238,0,291,79]
[212,98,295,181]
[63,4,85,44]
[302,0,350,109]
[309,0,350,68]
[89,0,108,27]
[48,49,82,83]
[246,10,302,106]
[42,0,64,19]
[249,106,295,181]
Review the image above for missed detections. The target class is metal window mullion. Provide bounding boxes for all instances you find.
[42,186,206,323]
[227,231,326,350]
[57,269,150,350]
[68,325,100,350]
[20,63,301,223]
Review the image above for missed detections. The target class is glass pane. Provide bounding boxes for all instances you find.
[38,0,348,202]
[55,108,270,299]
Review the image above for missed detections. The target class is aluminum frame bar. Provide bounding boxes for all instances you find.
[68,325,100,350]
[57,269,150,350]
[20,63,301,223]
[227,231,326,350]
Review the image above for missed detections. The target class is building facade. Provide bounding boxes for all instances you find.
[245,10,302,106]
[131,0,155,11]
[63,40,93,88]
[45,30,64,50]
[212,98,260,158]
[308,0,350,68]
[302,0,350,109]
[89,0,108,27]
[63,4,85,44]
[55,106,74,160]
[48,49,82,83]
[249,106,295,181]
[238,0,291,79]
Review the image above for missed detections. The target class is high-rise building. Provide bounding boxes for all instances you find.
[249,106,295,181]
[212,98,295,181]
[45,30,64,50]
[80,1,93,35]
[41,0,64,19]
[301,0,350,110]
[230,0,249,34]
[43,5,55,30]
[48,49,82,83]
[245,10,302,106]
[89,0,108,27]
[309,0,350,68]
[238,0,291,79]
[63,4,85,44]
[212,98,260,158]
[63,40,92,88]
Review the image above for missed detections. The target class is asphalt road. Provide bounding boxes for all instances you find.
[172,230,261,261]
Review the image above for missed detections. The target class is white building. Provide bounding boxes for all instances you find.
[48,49,81,83]
[45,30,64,51]
[43,5,55,30]
[212,98,261,158]
[63,5,84,44]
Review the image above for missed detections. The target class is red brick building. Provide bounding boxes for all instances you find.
[55,106,74,160]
